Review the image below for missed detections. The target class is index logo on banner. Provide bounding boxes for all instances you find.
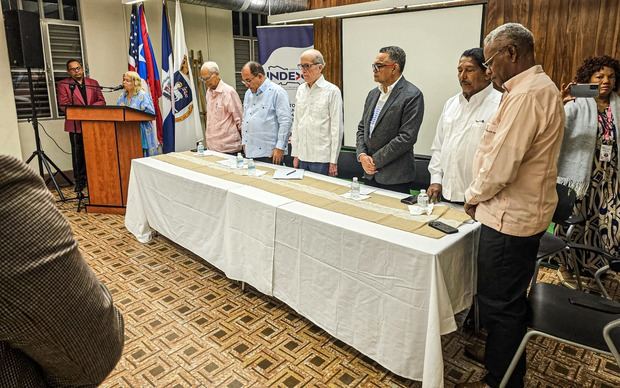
[267,65,302,85]
[257,25,314,113]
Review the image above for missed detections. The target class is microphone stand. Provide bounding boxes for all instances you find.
[67,82,87,212]
[24,67,73,201]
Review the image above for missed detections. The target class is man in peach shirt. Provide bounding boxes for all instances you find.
[200,61,243,154]
[458,24,564,388]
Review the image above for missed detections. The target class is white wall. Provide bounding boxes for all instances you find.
[342,5,483,155]
[1,0,235,169]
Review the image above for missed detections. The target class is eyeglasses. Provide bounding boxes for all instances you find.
[200,74,215,82]
[372,63,397,72]
[482,45,511,69]
[297,63,318,71]
[241,75,256,86]
[68,66,82,72]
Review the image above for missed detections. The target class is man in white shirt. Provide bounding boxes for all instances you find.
[427,48,502,203]
[291,49,343,176]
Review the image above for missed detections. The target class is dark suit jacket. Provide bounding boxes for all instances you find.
[356,76,424,185]
[0,155,124,387]
[57,77,106,133]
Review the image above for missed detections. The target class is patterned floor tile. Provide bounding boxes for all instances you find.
[49,188,620,387]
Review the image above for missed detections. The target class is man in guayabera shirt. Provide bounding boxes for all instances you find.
[200,61,243,155]
[290,49,343,176]
[427,47,501,204]
[240,61,292,165]
[458,23,565,388]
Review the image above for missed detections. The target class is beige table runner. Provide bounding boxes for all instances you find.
[152,153,472,238]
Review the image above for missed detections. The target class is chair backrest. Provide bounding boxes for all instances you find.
[553,183,576,226]
[337,150,365,180]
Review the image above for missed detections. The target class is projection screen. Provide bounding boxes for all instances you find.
[342,4,484,155]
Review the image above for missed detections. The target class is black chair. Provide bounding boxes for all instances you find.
[336,149,364,180]
[536,184,593,290]
[499,258,620,387]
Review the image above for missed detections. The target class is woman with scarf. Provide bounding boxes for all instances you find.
[556,55,620,285]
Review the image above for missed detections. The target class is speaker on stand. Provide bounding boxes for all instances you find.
[3,9,73,201]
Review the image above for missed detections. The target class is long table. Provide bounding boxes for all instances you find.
[125,154,479,387]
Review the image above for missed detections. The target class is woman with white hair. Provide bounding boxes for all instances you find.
[117,71,158,156]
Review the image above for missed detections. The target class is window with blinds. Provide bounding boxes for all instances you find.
[232,10,266,101]
[6,0,83,120]
[47,22,83,117]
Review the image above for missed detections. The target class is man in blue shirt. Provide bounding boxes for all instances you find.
[241,61,292,164]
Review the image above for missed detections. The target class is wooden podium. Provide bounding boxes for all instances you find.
[66,106,154,214]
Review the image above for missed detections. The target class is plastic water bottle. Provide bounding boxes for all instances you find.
[247,159,256,176]
[351,177,360,199]
[236,152,244,169]
[197,141,204,155]
[417,189,429,211]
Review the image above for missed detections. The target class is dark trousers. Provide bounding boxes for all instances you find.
[69,132,87,190]
[253,156,283,165]
[364,178,413,194]
[477,224,543,388]
[298,161,329,175]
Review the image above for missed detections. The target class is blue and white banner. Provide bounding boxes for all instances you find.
[257,25,313,112]
[161,0,175,153]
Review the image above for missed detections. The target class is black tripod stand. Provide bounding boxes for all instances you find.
[24,67,73,201]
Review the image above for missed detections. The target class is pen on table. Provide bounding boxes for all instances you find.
[286,169,296,176]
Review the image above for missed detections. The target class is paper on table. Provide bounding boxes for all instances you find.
[217,158,241,168]
[273,169,305,180]
[341,192,371,201]
[245,170,267,177]
[409,203,434,216]
[359,186,377,195]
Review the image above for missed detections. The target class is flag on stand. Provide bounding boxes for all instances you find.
[128,4,164,144]
[172,0,202,151]
[161,0,175,153]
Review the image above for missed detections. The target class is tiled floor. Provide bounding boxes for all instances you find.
[55,190,620,387]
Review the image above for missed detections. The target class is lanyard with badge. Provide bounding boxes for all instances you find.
[598,106,615,162]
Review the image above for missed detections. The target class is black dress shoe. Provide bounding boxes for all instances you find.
[464,343,485,364]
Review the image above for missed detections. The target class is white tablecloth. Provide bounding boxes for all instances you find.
[125,155,479,387]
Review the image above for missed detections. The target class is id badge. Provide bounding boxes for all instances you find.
[600,143,612,162]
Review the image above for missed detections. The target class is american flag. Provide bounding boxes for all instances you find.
[126,3,163,143]
[128,5,139,72]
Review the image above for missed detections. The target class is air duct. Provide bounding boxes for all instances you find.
[179,0,308,15]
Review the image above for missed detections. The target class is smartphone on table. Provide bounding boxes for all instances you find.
[400,195,417,205]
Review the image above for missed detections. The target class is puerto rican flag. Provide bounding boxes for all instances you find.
[128,4,163,144]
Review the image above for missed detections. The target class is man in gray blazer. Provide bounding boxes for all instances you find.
[0,155,124,386]
[356,46,424,193]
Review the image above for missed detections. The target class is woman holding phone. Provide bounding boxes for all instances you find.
[555,55,620,286]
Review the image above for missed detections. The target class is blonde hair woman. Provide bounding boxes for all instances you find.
[117,71,158,156]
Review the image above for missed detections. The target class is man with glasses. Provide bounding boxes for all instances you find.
[200,61,243,154]
[458,23,564,388]
[57,58,106,193]
[427,48,501,203]
[356,46,424,193]
[240,61,292,165]
[290,49,343,176]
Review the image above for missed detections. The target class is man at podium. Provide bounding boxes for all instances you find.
[57,58,106,193]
